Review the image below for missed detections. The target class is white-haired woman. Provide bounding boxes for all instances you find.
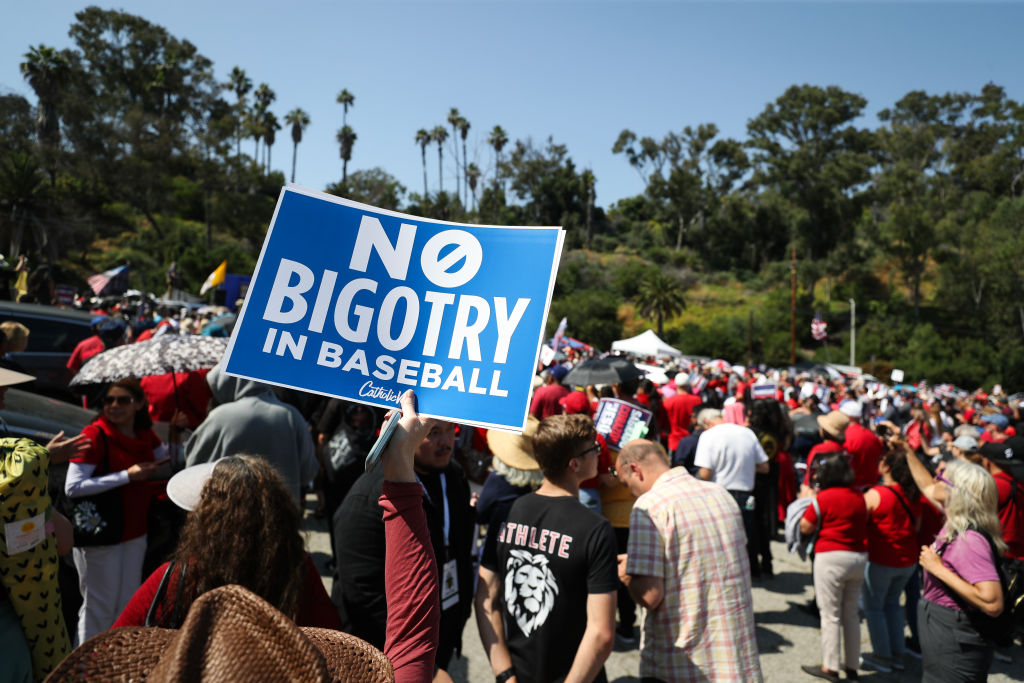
[904,447,1005,683]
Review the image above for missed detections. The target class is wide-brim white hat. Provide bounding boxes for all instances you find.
[166,462,218,511]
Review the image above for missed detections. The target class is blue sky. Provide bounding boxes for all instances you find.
[2,2,1022,209]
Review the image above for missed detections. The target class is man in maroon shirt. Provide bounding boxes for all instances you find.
[530,365,570,420]
[663,375,701,452]
[839,401,883,491]
[978,437,1024,559]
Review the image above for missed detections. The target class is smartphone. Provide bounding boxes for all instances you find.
[364,410,402,473]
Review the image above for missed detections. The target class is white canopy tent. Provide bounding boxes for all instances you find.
[610,329,682,359]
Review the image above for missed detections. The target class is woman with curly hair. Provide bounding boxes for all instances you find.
[65,377,178,643]
[114,390,440,682]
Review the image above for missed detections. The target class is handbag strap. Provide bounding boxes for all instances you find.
[145,560,186,627]
[882,484,916,525]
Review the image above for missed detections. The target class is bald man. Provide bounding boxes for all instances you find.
[616,439,762,682]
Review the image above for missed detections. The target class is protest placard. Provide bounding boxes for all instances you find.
[593,398,652,451]
[224,186,563,431]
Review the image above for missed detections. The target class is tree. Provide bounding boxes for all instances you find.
[431,125,449,194]
[336,125,356,186]
[746,84,877,260]
[466,163,481,211]
[633,269,687,337]
[415,128,431,197]
[337,89,354,127]
[0,151,50,259]
[250,83,275,165]
[20,45,70,183]
[488,125,508,187]
[262,110,281,174]
[447,108,462,203]
[458,115,471,205]
[326,167,405,210]
[581,169,595,249]
[223,66,251,159]
[284,108,309,182]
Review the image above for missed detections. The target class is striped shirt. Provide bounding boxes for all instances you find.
[627,467,762,682]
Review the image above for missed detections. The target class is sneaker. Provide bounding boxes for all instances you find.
[615,623,636,644]
[993,649,1012,664]
[859,654,892,673]
[890,657,906,672]
[843,669,860,681]
[905,636,922,659]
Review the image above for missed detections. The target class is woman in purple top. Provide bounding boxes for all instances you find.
[910,458,1005,682]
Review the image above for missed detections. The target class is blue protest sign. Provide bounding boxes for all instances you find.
[224,186,564,431]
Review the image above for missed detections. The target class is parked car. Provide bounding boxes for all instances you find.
[0,385,93,443]
[0,302,94,401]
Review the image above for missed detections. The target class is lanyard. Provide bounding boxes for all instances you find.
[416,472,449,548]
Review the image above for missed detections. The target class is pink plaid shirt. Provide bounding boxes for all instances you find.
[627,467,762,682]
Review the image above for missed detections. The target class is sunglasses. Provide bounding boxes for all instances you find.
[577,440,601,459]
[935,472,955,488]
[103,395,135,406]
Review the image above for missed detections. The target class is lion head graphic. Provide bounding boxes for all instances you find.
[504,548,559,636]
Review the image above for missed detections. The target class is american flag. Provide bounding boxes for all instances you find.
[87,265,130,296]
[811,313,828,341]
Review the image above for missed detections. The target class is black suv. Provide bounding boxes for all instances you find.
[0,301,94,401]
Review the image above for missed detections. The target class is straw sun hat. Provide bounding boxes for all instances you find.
[45,585,393,683]
[487,415,541,471]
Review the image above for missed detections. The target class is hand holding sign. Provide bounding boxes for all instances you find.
[379,389,435,484]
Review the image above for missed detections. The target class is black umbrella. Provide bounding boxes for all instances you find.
[564,357,644,388]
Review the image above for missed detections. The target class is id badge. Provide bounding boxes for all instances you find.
[441,558,459,610]
[4,512,46,555]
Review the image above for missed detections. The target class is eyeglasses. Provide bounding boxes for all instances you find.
[103,395,134,406]
[935,472,955,488]
[577,440,601,459]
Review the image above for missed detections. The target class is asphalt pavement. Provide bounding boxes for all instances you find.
[302,495,1024,682]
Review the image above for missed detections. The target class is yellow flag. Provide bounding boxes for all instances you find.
[199,260,227,295]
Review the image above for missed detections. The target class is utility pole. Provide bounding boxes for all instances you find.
[849,298,856,368]
[790,244,797,365]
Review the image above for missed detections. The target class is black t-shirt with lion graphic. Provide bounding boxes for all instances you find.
[485,492,618,683]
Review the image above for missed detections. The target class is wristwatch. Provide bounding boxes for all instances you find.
[495,667,516,683]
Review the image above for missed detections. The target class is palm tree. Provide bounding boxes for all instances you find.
[431,125,449,194]
[633,270,687,337]
[244,109,263,162]
[466,163,481,211]
[262,111,281,174]
[447,108,461,202]
[415,128,431,197]
[253,83,276,110]
[20,45,69,184]
[488,125,508,188]
[223,66,252,158]
[458,116,471,205]
[285,109,310,183]
[337,89,355,127]
[337,125,357,186]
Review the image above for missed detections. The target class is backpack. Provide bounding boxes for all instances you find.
[936,528,1023,648]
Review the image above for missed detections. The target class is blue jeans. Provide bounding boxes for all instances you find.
[862,561,915,659]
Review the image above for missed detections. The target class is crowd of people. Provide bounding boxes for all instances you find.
[1,295,1023,682]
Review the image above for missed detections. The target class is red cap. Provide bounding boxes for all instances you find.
[559,390,592,416]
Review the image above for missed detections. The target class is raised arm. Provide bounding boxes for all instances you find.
[378,391,441,682]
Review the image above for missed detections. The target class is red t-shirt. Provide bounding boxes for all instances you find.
[803,441,845,487]
[66,335,105,373]
[866,483,920,567]
[530,384,570,420]
[995,471,1024,559]
[843,423,883,490]
[580,433,611,490]
[803,486,868,554]
[664,392,701,452]
[113,554,342,629]
[72,417,162,542]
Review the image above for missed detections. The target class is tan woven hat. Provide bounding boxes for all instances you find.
[817,410,850,440]
[487,415,541,471]
[45,585,393,683]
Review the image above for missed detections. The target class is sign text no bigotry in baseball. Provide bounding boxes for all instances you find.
[224,186,564,431]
